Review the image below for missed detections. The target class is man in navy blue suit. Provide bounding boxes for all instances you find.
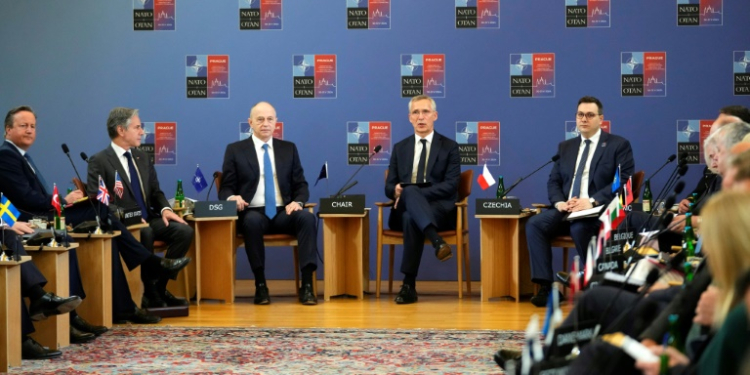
[219,101,318,306]
[526,96,634,307]
[385,95,461,304]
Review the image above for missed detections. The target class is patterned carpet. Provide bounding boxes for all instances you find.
[11,326,523,374]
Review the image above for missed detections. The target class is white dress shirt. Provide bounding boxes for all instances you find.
[411,131,434,183]
[249,136,283,208]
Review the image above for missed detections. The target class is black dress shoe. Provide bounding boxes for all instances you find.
[394,284,418,304]
[162,290,189,307]
[434,240,453,262]
[530,285,551,307]
[70,326,96,344]
[298,283,317,305]
[22,337,62,360]
[254,284,270,305]
[71,315,108,336]
[142,292,167,309]
[28,293,82,321]
[493,348,522,369]
[114,307,161,324]
[159,257,191,274]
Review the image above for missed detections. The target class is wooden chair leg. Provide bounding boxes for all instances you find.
[182,268,190,301]
[376,239,383,298]
[388,245,395,294]
[464,240,471,296]
[293,246,300,296]
[456,243,463,299]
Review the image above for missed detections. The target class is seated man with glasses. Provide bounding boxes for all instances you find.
[525,96,634,307]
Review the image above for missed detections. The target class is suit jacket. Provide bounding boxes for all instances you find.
[86,146,170,219]
[0,140,55,220]
[219,137,309,205]
[385,131,461,211]
[547,131,635,206]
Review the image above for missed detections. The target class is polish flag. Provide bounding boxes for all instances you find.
[477,163,496,190]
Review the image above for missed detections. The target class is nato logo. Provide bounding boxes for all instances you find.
[734,51,750,96]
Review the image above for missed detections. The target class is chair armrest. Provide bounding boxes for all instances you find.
[455,198,468,207]
[375,201,394,207]
[303,203,317,208]
[532,203,551,214]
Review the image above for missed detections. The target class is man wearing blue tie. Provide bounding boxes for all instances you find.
[219,102,318,305]
[526,96,634,307]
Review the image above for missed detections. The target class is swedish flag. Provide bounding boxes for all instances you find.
[0,195,21,226]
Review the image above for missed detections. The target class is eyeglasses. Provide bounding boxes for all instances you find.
[410,109,433,117]
[576,112,600,120]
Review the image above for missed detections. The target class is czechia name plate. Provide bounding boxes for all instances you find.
[475,198,521,215]
[194,201,237,218]
[319,195,366,214]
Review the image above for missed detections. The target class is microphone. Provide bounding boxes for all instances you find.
[645,154,676,181]
[333,145,381,198]
[80,152,89,163]
[336,181,358,196]
[205,171,219,201]
[61,144,103,232]
[637,189,679,235]
[502,154,559,198]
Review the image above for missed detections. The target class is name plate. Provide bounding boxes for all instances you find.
[319,195,366,214]
[596,254,625,274]
[120,207,143,226]
[547,319,598,358]
[475,198,521,215]
[194,201,237,218]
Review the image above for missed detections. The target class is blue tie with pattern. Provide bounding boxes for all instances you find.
[124,151,149,220]
[571,139,591,199]
[262,144,277,218]
[24,153,50,194]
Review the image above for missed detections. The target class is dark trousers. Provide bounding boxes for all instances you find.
[139,217,193,281]
[9,229,46,336]
[526,208,600,284]
[238,206,318,275]
[387,186,456,278]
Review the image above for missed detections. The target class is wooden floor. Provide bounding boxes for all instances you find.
[155,280,571,331]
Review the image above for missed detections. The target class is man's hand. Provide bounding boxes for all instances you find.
[64,189,84,204]
[555,201,569,212]
[567,197,593,212]
[11,221,35,235]
[393,183,403,209]
[162,209,187,226]
[677,198,691,214]
[228,195,248,211]
[668,215,688,233]
[285,201,302,215]
[694,285,718,326]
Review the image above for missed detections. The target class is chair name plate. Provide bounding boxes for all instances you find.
[319,195,366,214]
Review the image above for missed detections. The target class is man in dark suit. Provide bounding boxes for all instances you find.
[86,107,193,308]
[0,105,188,324]
[526,96,634,307]
[219,101,318,305]
[385,95,461,304]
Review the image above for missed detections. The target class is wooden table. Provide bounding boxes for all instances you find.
[476,213,534,302]
[68,231,120,327]
[184,215,237,304]
[1,256,31,373]
[25,243,78,350]
[320,210,370,301]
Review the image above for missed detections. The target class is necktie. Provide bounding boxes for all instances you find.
[124,151,149,220]
[262,144,277,219]
[415,139,428,183]
[24,153,50,195]
[571,139,592,198]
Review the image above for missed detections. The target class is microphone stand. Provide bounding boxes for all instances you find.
[503,156,558,198]
[333,147,381,198]
[64,145,104,234]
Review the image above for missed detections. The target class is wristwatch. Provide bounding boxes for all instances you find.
[589,197,597,206]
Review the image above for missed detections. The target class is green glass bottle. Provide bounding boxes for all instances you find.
[682,213,696,258]
[496,175,505,199]
[667,314,684,353]
[684,261,694,283]
[642,179,653,213]
[174,179,185,209]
